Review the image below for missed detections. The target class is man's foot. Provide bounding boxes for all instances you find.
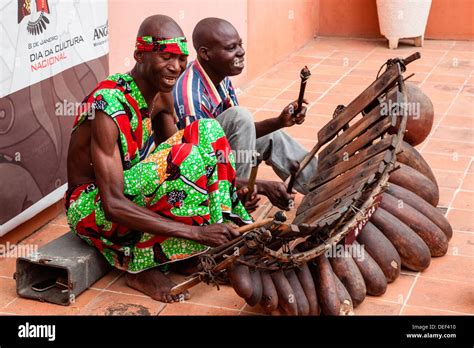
[125,268,190,303]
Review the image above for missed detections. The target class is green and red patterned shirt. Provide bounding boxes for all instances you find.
[73,73,155,169]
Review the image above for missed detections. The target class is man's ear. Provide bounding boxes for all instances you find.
[134,50,143,64]
[197,46,210,61]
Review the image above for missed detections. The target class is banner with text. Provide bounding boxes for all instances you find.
[0,0,109,235]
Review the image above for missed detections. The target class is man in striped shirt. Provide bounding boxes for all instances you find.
[173,18,317,210]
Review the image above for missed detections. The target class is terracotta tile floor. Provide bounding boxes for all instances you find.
[1,37,473,316]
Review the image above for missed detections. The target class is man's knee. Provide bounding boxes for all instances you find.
[229,106,253,124]
[218,106,254,130]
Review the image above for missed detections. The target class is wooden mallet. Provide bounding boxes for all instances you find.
[169,210,287,296]
[295,65,311,117]
[246,151,262,202]
[287,66,312,201]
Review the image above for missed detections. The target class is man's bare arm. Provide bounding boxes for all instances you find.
[254,99,308,138]
[254,118,282,139]
[91,110,238,246]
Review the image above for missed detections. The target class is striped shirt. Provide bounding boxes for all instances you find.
[173,60,238,130]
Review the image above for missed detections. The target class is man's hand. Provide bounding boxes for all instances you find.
[194,224,240,247]
[258,180,296,210]
[278,98,308,128]
[237,184,261,213]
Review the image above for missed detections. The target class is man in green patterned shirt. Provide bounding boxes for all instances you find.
[66,15,254,303]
